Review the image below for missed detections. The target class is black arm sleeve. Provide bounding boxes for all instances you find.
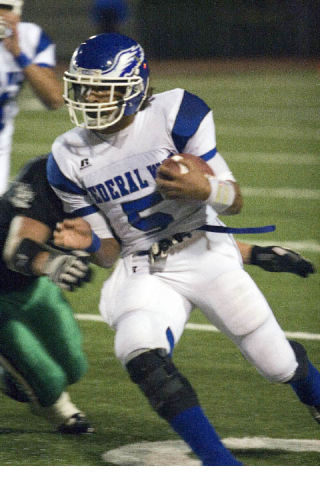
[4,155,66,229]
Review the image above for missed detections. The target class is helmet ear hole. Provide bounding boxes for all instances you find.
[63,33,150,130]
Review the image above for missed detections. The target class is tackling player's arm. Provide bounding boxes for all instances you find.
[54,218,121,268]
[237,240,315,278]
[3,216,91,290]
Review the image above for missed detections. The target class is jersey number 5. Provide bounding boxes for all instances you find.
[122,192,174,234]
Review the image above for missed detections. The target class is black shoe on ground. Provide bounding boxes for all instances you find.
[57,413,95,434]
[307,405,320,424]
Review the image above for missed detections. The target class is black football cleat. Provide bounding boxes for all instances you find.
[57,413,95,434]
[307,405,320,425]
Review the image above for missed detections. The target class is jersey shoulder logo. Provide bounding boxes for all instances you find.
[80,158,91,170]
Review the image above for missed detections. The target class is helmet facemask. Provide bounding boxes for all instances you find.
[0,16,10,39]
[0,0,23,39]
[0,0,24,15]
[64,71,146,130]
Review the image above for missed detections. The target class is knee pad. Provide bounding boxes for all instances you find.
[287,341,309,383]
[126,349,199,421]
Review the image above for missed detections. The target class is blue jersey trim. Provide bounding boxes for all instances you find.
[35,30,53,55]
[197,224,276,234]
[46,153,87,195]
[172,91,210,152]
[35,63,53,68]
[70,205,99,218]
[166,327,175,357]
[200,148,217,162]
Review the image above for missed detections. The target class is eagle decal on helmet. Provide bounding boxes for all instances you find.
[104,45,144,77]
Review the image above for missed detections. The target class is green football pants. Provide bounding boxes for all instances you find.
[0,277,88,407]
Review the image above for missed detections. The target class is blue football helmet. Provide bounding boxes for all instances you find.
[63,33,150,130]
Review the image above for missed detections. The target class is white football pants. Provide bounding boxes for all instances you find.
[0,122,14,194]
[99,231,297,383]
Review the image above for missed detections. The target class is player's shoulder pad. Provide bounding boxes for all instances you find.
[18,22,42,40]
[18,22,54,58]
[153,88,185,105]
[151,88,185,123]
[50,137,76,180]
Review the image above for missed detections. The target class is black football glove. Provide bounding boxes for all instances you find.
[43,250,92,290]
[250,245,316,278]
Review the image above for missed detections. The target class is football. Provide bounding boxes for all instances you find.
[161,153,214,176]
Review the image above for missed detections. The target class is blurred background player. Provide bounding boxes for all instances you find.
[90,0,129,34]
[0,154,94,434]
[0,0,63,194]
[48,33,320,465]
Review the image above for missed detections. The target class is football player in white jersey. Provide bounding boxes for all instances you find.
[0,0,63,194]
[48,33,320,466]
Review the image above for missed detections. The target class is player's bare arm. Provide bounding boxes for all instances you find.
[22,66,63,110]
[1,10,63,109]
[54,218,93,251]
[3,216,51,272]
[156,154,243,214]
[54,218,120,268]
[3,216,91,290]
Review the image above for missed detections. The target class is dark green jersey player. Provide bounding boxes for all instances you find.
[0,154,94,434]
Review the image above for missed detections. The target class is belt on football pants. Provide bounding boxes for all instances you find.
[135,232,192,262]
[135,224,276,263]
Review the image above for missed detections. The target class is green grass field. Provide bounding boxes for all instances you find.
[1,61,319,467]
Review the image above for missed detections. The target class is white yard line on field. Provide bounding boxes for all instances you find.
[223,152,319,165]
[185,323,320,341]
[240,240,320,253]
[19,98,45,110]
[242,187,320,199]
[218,124,318,140]
[102,437,320,465]
[76,315,320,341]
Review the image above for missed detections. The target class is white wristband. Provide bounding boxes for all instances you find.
[206,176,236,213]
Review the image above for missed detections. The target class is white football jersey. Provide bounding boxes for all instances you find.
[47,88,236,257]
[0,22,56,128]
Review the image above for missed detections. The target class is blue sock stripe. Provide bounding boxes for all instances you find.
[290,361,320,406]
[170,406,242,466]
[166,327,174,356]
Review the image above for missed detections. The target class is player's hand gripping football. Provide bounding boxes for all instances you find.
[54,218,94,251]
[156,155,212,201]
